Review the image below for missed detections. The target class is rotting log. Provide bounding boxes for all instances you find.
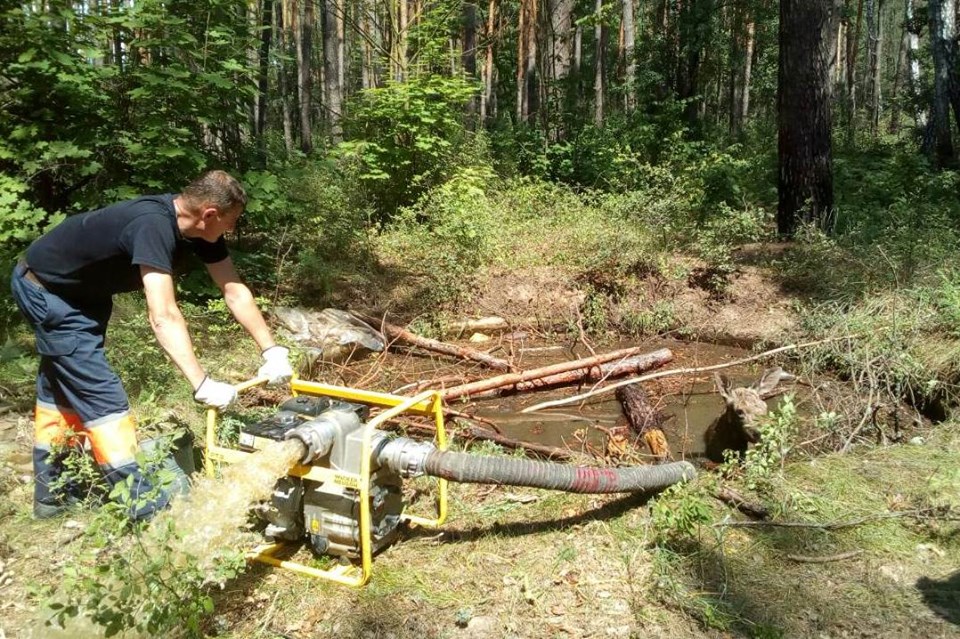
[441,347,673,402]
[466,352,675,400]
[352,311,515,371]
[615,384,671,460]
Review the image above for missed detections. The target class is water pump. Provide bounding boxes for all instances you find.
[206,379,695,586]
[238,396,431,559]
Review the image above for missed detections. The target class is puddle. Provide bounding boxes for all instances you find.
[344,336,801,460]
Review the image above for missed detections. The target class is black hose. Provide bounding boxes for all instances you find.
[422,450,695,494]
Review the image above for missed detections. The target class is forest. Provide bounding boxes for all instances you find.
[2,0,960,637]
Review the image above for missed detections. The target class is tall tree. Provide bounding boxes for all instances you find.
[865,0,884,134]
[255,0,274,163]
[297,0,314,152]
[903,0,927,131]
[622,0,636,111]
[323,0,344,141]
[843,0,863,138]
[778,0,838,237]
[593,0,603,124]
[927,0,958,165]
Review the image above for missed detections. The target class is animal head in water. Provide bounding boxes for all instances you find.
[711,367,791,448]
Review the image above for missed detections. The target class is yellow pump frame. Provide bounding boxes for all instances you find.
[204,378,448,587]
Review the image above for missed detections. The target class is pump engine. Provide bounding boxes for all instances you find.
[238,396,430,559]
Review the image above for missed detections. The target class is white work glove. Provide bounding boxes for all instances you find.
[194,376,238,410]
[257,346,293,386]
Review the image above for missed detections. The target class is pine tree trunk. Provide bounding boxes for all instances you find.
[360,0,374,90]
[256,0,273,163]
[927,0,957,165]
[866,0,883,134]
[298,0,313,152]
[905,0,927,130]
[844,0,864,139]
[889,3,906,133]
[593,0,603,124]
[324,0,344,142]
[279,0,295,153]
[623,0,636,111]
[741,17,755,125]
[481,0,497,124]
[778,0,837,236]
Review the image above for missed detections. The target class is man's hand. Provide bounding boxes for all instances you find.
[258,346,294,386]
[194,377,238,410]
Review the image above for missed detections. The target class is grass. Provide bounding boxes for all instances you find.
[2,145,960,637]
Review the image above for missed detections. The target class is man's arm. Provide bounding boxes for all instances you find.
[141,266,206,389]
[205,256,276,351]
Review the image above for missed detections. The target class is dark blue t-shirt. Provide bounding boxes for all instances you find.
[25,194,228,299]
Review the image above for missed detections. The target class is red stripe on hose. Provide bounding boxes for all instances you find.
[571,467,618,492]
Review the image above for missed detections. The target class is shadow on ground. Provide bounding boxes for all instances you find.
[918,571,960,625]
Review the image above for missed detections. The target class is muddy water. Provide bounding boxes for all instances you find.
[424,338,784,459]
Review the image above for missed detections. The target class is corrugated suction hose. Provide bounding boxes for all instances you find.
[422,450,695,494]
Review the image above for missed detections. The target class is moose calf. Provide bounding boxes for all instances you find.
[704,367,792,463]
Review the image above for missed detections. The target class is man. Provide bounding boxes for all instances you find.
[10,170,293,520]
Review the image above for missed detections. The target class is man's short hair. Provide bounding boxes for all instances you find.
[182,170,247,213]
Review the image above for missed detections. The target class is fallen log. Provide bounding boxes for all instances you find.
[615,384,671,461]
[465,353,675,400]
[441,347,674,402]
[352,312,514,371]
[715,487,770,520]
[442,316,510,336]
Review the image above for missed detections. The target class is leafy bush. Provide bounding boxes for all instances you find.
[380,166,498,310]
[340,75,479,220]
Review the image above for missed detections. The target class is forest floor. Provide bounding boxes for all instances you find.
[1,243,959,638]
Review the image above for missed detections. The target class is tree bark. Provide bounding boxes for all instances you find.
[866,0,883,134]
[904,0,927,130]
[889,2,906,133]
[927,0,958,166]
[480,0,497,124]
[323,0,344,141]
[623,0,636,112]
[593,0,604,124]
[279,0,295,153]
[844,0,864,139]
[778,0,837,237]
[256,0,273,163]
[297,0,314,153]
[615,384,670,460]
[441,348,673,402]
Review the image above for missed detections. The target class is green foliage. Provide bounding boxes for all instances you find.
[45,453,245,638]
[0,0,256,220]
[381,166,498,310]
[650,482,712,546]
[692,203,770,296]
[340,75,479,219]
[0,175,64,249]
[739,395,798,493]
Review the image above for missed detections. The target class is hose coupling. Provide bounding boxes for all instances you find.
[284,411,355,464]
[376,437,437,477]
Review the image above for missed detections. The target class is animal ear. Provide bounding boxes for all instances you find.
[754,367,787,396]
[714,372,733,400]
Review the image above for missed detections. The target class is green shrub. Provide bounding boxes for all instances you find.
[340,75,478,219]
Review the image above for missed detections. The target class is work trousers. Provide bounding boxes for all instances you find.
[10,263,169,520]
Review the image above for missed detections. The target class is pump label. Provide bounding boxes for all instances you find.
[334,474,360,489]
